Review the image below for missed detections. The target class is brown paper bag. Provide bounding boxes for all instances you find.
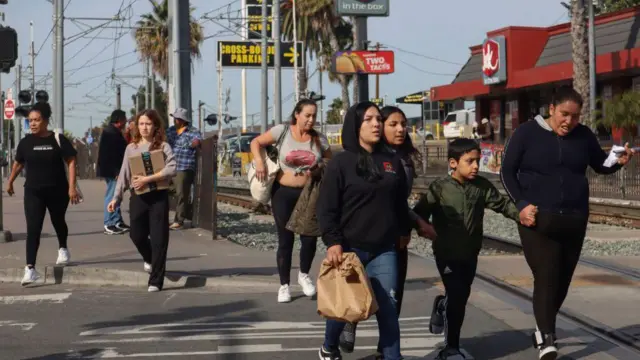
[316,252,379,323]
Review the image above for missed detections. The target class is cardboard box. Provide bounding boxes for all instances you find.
[129,150,170,195]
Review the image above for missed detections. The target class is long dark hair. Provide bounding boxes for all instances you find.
[290,98,322,150]
[342,101,383,182]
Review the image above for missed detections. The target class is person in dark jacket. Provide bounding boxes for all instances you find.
[413,138,526,360]
[338,106,436,357]
[97,109,129,235]
[500,86,634,360]
[316,102,411,360]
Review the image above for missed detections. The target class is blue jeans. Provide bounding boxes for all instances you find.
[323,247,401,360]
[104,178,123,226]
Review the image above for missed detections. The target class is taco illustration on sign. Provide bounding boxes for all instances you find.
[335,52,366,74]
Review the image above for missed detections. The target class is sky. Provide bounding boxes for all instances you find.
[0,0,571,137]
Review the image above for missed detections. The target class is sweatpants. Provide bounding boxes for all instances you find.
[129,190,170,289]
[24,186,70,266]
[435,256,478,349]
[518,210,587,334]
[271,182,317,285]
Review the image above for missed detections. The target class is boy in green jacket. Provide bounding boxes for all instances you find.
[413,138,535,360]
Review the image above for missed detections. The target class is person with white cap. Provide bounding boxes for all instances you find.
[480,118,494,142]
[166,107,202,230]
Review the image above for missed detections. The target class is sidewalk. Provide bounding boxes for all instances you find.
[0,179,441,292]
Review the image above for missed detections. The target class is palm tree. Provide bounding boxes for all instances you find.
[281,0,354,109]
[571,0,590,123]
[133,0,204,88]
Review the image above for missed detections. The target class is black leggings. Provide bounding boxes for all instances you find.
[518,211,587,334]
[129,190,170,289]
[436,257,477,349]
[24,186,70,266]
[396,247,408,316]
[271,182,317,285]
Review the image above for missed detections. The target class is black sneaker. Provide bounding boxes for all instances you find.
[318,346,342,360]
[429,294,446,334]
[104,225,125,235]
[339,322,357,353]
[435,346,466,360]
[532,330,558,360]
[115,222,130,232]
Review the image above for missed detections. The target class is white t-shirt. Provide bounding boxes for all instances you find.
[269,124,330,173]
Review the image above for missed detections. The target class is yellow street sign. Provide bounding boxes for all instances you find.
[283,47,298,64]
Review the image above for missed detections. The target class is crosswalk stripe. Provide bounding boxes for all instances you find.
[0,320,37,331]
[89,338,469,358]
[0,292,71,304]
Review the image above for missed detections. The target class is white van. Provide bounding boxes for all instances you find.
[442,109,476,139]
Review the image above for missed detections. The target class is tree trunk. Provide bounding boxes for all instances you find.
[327,29,351,110]
[351,17,359,105]
[297,66,308,99]
[571,0,591,123]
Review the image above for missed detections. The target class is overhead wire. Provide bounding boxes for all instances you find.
[34,0,73,59]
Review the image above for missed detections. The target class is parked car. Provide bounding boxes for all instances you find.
[442,109,476,139]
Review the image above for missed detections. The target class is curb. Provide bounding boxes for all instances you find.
[0,266,282,291]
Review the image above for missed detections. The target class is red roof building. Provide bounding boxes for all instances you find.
[430,5,640,142]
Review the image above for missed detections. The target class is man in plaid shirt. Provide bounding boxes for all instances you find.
[167,108,202,230]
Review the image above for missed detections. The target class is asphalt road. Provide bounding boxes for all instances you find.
[0,283,539,360]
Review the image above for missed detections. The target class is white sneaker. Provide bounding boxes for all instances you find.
[21,266,41,285]
[56,248,70,265]
[298,272,316,297]
[277,284,291,303]
[144,262,152,273]
[148,286,160,292]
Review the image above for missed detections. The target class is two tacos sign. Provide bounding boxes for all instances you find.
[331,50,395,75]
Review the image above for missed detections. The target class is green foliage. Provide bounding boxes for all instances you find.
[63,130,75,141]
[326,98,344,124]
[597,0,640,14]
[130,80,169,128]
[595,90,640,142]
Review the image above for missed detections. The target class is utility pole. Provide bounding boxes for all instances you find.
[241,0,248,132]
[260,0,268,133]
[53,0,64,132]
[292,0,299,102]
[30,21,35,107]
[150,59,156,111]
[116,84,121,110]
[15,64,20,144]
[375,42,383,99]
[273,0,282,125]
[198,100,204,131]
[355,17,369,102]
[318,64,324,133]
[217,56,223,140]
[169,0,192,120]
[588,0,597,128]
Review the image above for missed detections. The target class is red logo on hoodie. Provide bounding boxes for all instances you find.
[383,162,395,173]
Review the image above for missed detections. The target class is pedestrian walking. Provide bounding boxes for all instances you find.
[338,105,436,357]
[6,102,81,285]
[108,109,177,292]
[413,138,529,360]
[250,99,332,303]
[166,108,202,230]
[500,86,634,360]
[97,109,130,235]
[316,101,411,360]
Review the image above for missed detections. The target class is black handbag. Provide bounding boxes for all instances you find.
[265,125,289,163]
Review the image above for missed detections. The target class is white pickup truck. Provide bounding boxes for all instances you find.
[442,109,477,139]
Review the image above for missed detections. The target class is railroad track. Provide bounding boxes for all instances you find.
[216,186,640,355]
[218,185,640,226]
[480,234,640,356]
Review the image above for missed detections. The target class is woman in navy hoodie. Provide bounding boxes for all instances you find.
[316,102,411,360]
[501,86,634,360]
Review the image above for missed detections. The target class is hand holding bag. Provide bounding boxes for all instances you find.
[317,252,379,323]
[247,125,288,204]
[54,131,84,203]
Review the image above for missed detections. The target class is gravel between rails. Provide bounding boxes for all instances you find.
[216,203,640,257]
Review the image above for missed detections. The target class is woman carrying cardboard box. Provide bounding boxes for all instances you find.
[108,109,177,292]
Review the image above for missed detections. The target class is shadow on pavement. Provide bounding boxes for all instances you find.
[20,348,106,360]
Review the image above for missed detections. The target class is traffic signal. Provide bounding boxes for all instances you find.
[0,26,18,73]
[15,89,49,118]
[223,115,237,124]
[205,114,217,126]
[307,91,326,101]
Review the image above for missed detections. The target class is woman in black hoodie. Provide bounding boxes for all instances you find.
[316,102,411,360]
[501,87,634,360]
